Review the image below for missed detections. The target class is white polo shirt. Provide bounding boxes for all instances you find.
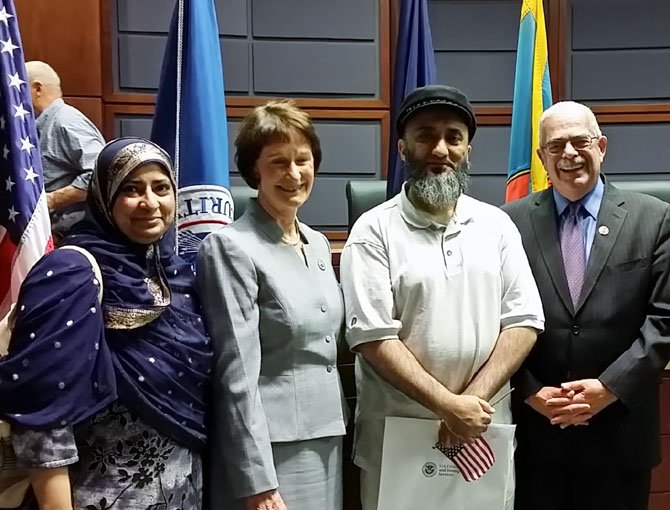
[340,186,544,471]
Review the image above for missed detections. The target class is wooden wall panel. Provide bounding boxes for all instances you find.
[652,377,670,502]
[652,434,670,493]
[64,97,105,133]
[651,493,670,510]
[15,0,103,97]
[660,377,670,435]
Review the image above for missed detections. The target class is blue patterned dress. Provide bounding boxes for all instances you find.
[14,404,201,510]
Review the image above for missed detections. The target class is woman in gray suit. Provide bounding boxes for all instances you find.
[197,101,348,510]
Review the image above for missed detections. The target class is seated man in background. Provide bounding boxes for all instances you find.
[26,61,105,242]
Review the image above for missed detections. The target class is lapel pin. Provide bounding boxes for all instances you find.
[598,225,609,236]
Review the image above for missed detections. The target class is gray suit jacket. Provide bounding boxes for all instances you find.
[196,199,347,502]
[503,182,670,469]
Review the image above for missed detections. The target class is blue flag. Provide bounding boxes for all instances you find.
[386,0,437,198]
[151,0,232,264]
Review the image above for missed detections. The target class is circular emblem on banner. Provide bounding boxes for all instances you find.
[177,185,234,264]
[422,461,437,478]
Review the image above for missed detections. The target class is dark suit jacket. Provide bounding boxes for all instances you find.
[503,183,670,470]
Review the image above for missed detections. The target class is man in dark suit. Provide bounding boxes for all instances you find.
[503,101,670,510]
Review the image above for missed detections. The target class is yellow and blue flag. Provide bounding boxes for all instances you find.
[506,0,552,202]
[151,0,232,264]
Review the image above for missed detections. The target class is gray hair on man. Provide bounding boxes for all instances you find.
[25,60,61,90]
[538,101,602,145]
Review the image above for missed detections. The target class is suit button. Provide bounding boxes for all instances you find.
[567,370,572,379]
[325,335,332,343]
[327,365,333,373]
[320,305,327,313]
[572,326,580,336]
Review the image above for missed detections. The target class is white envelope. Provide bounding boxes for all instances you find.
[377,417,516,510]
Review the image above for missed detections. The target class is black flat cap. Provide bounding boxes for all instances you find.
[396,84,477,140]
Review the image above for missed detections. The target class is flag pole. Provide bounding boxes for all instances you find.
[151,0,233,265]
[173,0,185,254]
[174,0,184,183]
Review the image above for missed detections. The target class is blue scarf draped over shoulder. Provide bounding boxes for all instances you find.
[0,138,212,451]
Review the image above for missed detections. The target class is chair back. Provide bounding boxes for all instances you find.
[230,185,256,220]
[611,180,670,204]
[345,180,387,231]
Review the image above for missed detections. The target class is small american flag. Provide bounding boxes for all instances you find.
[0,0,52,316]
[433,437,495,482]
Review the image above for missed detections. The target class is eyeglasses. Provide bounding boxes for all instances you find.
[541,135,600,155]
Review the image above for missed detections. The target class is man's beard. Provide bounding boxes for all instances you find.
[404,155,471,209]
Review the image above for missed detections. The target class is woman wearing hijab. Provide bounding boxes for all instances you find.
[0,138,211,509]
[197,100,348,510]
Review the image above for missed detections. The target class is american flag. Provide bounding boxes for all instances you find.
[433,437,495,482]
[0,0,52,317]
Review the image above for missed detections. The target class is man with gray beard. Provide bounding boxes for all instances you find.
[340,85,545,510]
[405,148,470,207]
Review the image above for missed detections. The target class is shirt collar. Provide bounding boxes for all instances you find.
[398,182,475,230]
[245,197,308,244]
[35,98,64,128]
[553,176,604,219]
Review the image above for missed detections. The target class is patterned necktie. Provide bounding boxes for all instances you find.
[560,202,585,306]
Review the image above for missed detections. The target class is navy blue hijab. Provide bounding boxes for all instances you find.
[0,138,212,451]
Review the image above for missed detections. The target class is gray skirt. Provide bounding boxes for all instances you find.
[272,435,343,510]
